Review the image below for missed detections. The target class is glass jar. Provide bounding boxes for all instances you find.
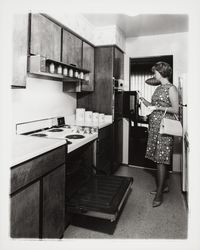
[74,70,79,78]
[57,65,62,74]
[85,74,90,81]
[80,72,84,79]
[49,63,55,74]
[69,69,73,77]
[63,67,68,76]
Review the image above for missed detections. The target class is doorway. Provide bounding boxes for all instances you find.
[128,55,173,169]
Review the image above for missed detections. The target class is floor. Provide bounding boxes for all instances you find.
[63,166,188,239]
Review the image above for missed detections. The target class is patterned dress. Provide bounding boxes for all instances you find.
[145,83,176,165]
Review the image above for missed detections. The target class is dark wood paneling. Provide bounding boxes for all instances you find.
[42,164,65,238]
[98,125,112,140]
[11,182,40,238]
[128,126,157,169]
[96,125,113,175]
[77,92,93,110]
[112,119,123,173]
[82,42,94,91]
[12,14,29,87]
[11,146,65,194]
[114,47,124,80]
[30,14,61,61]
[42,13,95,47]
[96,137,112,154]
[62,30,82,68]
[92,47,114,114]
[66,143,93,200]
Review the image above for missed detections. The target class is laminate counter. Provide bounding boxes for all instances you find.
[12,135,66,167]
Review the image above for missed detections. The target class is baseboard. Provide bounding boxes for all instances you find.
[126,164,157,171]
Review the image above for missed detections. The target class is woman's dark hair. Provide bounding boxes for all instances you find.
[152,61,172,79]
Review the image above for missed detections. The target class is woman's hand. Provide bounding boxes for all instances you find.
[139,97,145,102]
[148,106,157,112]
[139,97,152,107]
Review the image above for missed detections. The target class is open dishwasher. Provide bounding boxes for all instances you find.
[66,142,133,234]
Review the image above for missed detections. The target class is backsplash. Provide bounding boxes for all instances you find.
[12,77,76,134]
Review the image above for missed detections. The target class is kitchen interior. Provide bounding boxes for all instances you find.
[10,12,189,240]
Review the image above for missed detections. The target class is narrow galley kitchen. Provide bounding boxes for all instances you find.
[10,12,188,240]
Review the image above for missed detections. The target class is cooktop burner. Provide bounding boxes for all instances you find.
[31,133,47,137]
[65,134,85,139]
[48,128,64,132]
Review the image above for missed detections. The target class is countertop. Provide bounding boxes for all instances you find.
[12,135,66,167]
[12,116,112,167]
[67,133,98,153]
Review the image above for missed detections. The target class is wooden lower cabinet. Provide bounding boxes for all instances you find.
[42,165,65,238]
[96,125,113,175]
[11,182,40,238]
[112,119,123,173]
[10,145,66,238]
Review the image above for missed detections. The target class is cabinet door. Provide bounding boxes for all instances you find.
[42,164,65,238]
[114,47,124,80]
[62,30,82,68]
[112,119,123,173]
[11,182,40,238]
[82,42,94,91]
[93,47,114,114]
[12,14,29,87]
[128,126,157,169]
[96,125,113,175]
[30,14,61,61]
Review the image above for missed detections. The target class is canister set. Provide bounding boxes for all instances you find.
[76,109,105,123]
[49,62,88,80]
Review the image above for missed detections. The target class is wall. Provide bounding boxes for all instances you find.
[12,78,76,134]
[52,13,126,50]
[122,32,188,172]
[50,13,95,44]
[94,25,126,50]
[124,32,188,89]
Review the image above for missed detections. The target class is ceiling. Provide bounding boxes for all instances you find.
[82,14,188,38]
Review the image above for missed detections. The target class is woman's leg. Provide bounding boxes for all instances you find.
[150,166,169,194]
[153,163,167,206]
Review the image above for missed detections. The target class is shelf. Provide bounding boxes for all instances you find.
[28,72,86,84]
[28,55,90,83]
[46,58,90,74]
[28,71,63,79]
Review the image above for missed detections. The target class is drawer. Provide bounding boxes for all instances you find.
[98,125,113,140]
[11,145,66,194]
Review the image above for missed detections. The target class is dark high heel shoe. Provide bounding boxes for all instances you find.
[152,197,163,208]
[150,186,169,195]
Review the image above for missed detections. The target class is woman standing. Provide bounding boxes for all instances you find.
[140,61,179,207]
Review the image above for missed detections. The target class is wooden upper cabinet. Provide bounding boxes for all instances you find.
[30,14,61,61]
[113,47,124,80]
[82,42,94,91]
[62,30,82,68]
[12,14,29,88]
[92,46,114,114]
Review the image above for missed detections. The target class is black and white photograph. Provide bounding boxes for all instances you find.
[0,0,200,250]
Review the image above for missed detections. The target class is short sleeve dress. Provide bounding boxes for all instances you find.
[145,83,176,165]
